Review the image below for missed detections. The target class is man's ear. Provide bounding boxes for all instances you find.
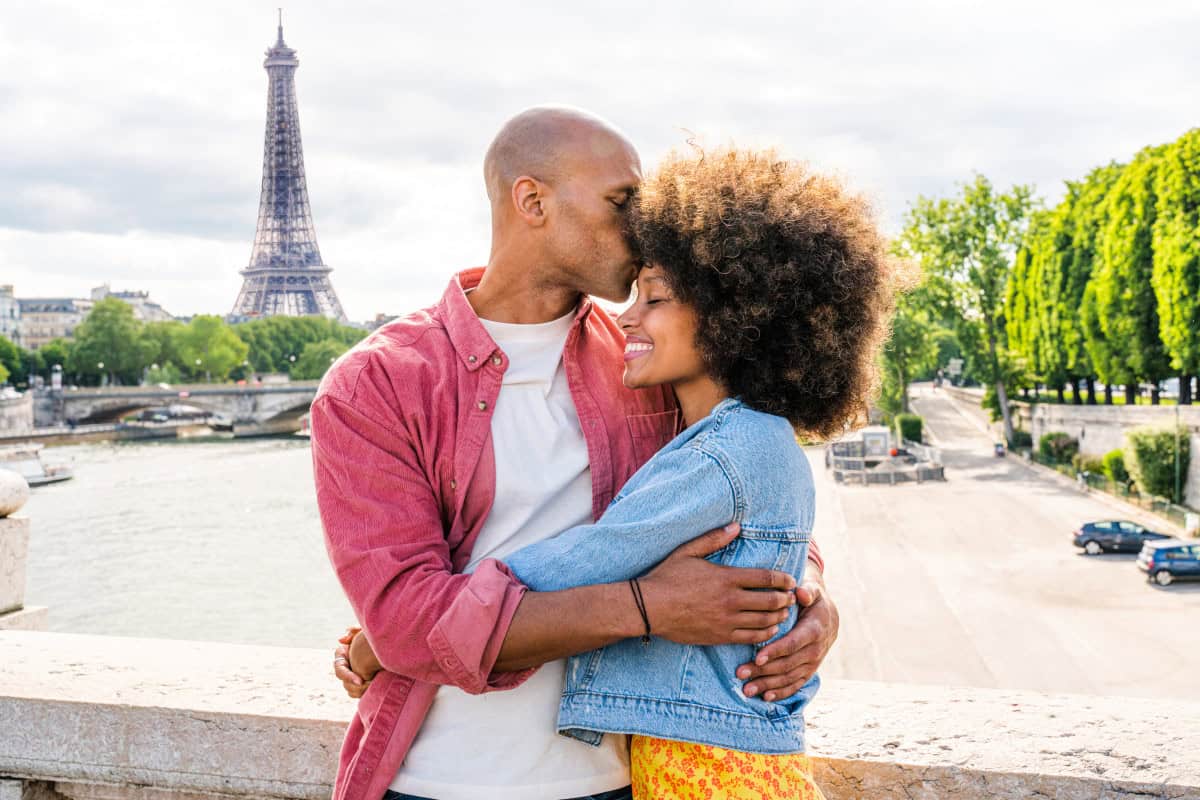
[511,176,548,227]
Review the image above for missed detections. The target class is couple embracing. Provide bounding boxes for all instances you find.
[311,106,895,800]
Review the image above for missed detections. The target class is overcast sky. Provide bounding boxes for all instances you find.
[1,1,1197,322]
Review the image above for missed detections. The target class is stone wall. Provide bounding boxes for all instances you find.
[1,631,1198,800]
[0,394,32,437]
[939,386,1200,509]
[1031,403,1200,508]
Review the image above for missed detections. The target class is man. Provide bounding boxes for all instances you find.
[313,107,839,800]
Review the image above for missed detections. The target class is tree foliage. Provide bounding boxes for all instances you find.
[174,316,250,382]
[1150,129,1200,379]
[1125,426,1191,501]
[895,174,1036,442]
[65,298,157,385]
[290,338,351,381]
[233,316,365,374]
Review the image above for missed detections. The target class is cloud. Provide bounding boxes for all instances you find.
[1,0,1198,319]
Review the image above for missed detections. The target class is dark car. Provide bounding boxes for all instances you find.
[1072,520,1171,554]
[1137,539,1200,586]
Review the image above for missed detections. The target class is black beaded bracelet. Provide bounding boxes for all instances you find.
[628,578,652,645]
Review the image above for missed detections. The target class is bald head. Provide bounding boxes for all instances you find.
[483,106,637,205]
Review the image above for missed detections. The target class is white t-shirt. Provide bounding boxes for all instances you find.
[389,309,630,800]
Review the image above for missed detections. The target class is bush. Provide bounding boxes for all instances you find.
[1071,453,1105,475]
[1010,429,1033,449]
[895,413,923,443]
[1125,426,1191,501]
[1039,432,1079,465]
[1102,449,1129,484]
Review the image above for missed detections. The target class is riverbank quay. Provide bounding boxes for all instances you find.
[1,633,1197,800]
[0,422,215,448]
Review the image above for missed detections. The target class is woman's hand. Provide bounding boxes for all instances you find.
[332,625,382,699]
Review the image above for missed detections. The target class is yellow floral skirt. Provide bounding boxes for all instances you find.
[631,736,826,800]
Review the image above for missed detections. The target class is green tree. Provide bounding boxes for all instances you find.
[37,338,71,377]
[233,316,365,374]
[65,298,155,385]
[880,289,938,415]
[290,338,351,381]
[175,316,250,382]
[0,336,19,385]
[1151,129,1200,404]
[1094,147,1172,403]
[896,174,1037,444]
[1125,426,1191,501]
[140,320,186,377]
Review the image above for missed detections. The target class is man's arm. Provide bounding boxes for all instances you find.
[314,390,795,693]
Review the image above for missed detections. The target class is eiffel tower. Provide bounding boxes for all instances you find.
[232,13,346,321]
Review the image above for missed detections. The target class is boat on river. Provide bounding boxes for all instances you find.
[0,443,74,487]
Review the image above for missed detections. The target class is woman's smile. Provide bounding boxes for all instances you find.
[624,336,654,362]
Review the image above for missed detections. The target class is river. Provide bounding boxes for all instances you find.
[22,437,355,649]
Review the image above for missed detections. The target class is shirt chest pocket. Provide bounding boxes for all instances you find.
[625,410,679,468]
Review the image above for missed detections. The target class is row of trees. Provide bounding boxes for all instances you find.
[1006,129,1200,408]
[0,298,367,388]
[883,126,1200,444]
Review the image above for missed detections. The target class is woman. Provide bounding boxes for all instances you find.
[341,147,894,799]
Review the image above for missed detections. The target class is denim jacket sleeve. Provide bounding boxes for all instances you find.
[499,446,738,591]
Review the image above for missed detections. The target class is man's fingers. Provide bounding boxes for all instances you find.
[762,679,811,703]
[741,659,816,697]
[753,618,819,664]
[733,567,796,592]
[795,582,822,608]
[674,522,740,558]
[733,609,792,629]
[737,646,812,681]
[732,588,794,612]
[730,626,781,645]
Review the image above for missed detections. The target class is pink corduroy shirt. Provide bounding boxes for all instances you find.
[310,268,824,800]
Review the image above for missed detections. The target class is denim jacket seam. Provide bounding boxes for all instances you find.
[562,689,805,723]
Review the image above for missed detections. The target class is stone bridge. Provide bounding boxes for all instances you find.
[33,382,321,435]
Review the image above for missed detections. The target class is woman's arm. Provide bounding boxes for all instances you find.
[500,446,738,591]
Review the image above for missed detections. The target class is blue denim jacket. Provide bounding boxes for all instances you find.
[502,397,818,754]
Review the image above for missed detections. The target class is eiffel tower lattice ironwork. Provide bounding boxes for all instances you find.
[232,14,346,321]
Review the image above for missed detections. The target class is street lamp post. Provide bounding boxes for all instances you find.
[97,361,105,388]
[1175,402,1182,506]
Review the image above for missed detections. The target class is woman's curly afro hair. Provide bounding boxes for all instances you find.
[629,147,896,439]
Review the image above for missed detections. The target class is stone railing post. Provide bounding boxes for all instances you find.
[0,471,47,631]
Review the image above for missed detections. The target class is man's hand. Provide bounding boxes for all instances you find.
[736,568,839,703]
[640,523,797,646]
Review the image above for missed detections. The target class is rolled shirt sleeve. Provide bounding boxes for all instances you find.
[311,392,533,694]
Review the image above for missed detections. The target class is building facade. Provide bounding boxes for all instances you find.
[16,299,92,350]
[0,286,19,346]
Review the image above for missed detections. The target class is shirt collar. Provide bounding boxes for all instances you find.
[439,267,595,372]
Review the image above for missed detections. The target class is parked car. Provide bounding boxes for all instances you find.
[1136,539,1200,586]
[1072,520,1171,554]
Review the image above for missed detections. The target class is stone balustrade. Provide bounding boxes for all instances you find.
[1,630,1197,800]
[0,471,45,632]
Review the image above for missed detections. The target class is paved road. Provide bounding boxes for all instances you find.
[814,384,1200,700]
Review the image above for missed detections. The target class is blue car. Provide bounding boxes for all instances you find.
[1072,520,1171,555]
[1137,539,1200,586]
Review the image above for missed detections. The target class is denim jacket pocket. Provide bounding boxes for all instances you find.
[626,410,679,466]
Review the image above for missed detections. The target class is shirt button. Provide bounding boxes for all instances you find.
[477,401,488,411]
[492,355,502,366]
[468,355,477,364]
[450,480,457,490]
